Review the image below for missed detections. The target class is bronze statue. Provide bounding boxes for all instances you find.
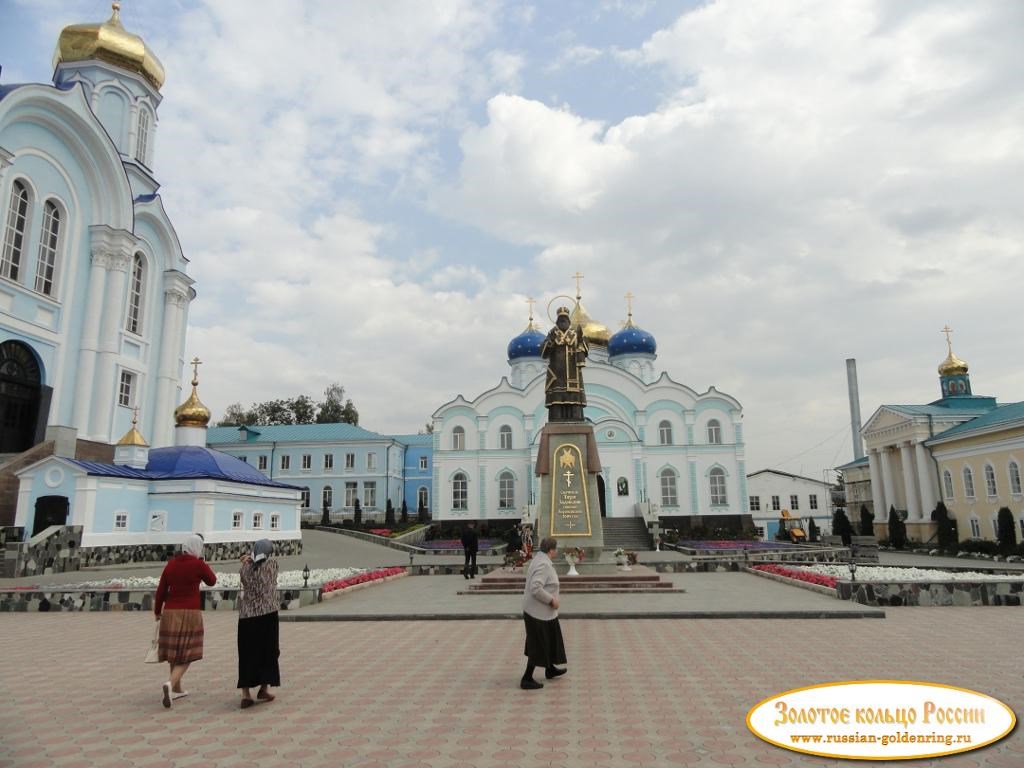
[542,306,588,421]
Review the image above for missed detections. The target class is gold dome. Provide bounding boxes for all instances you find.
[54,3,165,91]
[174,358,211,428]
[570,301,610,347]
[938,351,968,377]
[116,409,148,446]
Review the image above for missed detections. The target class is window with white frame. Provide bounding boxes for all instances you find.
[498,471,515,509]
[452,472,468,510]
[300,487,310,508]
[771,495,780,511]
[1,180,29,281]
[970,518,980,537]
[126,253,144,334]
[301,453,311,470]
[322,485,333,509]
[499,425,512,450]
[363,481,377,508]
[270,514,280,530]
[790,494,799,510]
[749,495,761,512]
[114,513,128,530]
[366,452,377,470]
[34,200,60,295]
[709,468,727,505]
[419,456,428,471]
[809,494,818,510]
[136,109,150,164]
[707,419,722,445]
[452,426,465,450]
[280,455,290,471]
[232,511,243,529]
[345,482,357,507]
[963,467,975,499]
[660,469,678,507]
[418,486,429,510]
[992,518,1000,538]
[659,420,673,446]
[324,453,333,470]
[943,470,954,500]
[984,464,997,497]
[258,455,267,471]
[345,453,355,470]
[118,370,135,407]
[1010,461,1022,495]
[253,512,263,529]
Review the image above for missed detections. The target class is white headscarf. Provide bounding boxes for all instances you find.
[182,533,205,558]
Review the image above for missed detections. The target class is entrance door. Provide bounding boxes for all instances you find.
[597,475,606,517]
[0,341,42,453]
[32,495,69,536]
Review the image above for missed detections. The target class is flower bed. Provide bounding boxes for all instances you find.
[680,540,802,550]
[793,565,1024,582]
[418,538,499,551]
[322,566,406,594]
[47,567,367,591]
[752,564,838,589]
[367,528,393,537]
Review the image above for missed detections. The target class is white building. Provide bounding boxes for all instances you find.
[745,469,833,540]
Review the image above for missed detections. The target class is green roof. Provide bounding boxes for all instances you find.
[927,401,1024,444]
[835,455,869,471]
[206,423,386,445]
[388,433,434,446]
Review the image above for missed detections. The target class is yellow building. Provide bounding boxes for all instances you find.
[926,403,1024,543]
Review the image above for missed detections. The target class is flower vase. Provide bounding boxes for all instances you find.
[566,557,580,577]
[615,557,627,569]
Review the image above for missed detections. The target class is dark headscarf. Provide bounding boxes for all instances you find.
[252,538,274,568]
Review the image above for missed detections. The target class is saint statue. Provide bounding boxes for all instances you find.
[542,306,588,421]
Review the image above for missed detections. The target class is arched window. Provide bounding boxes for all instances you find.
[126,253,144,334]
[1,180,29,281]
[499,471,515,509]
[300,487,310,508]
[659,468,678,507]
[984,464,997,497]
[451,426,465,451]
[962,467,975,499]
[1010,461,1022,496]
[707,419,722,445]
[942,470,954,500]
[136,109,150,164]
[658,420,673,445]
[34,200,60,295]
[322,485,333,509]
[417,486,429,510]
[709,467,727,505]
[499,425,512,450]
[452,472,468,510]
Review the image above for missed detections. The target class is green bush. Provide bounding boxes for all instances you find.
[887,505,906,550]
[958,538,999,556]
[997,507,1017,555]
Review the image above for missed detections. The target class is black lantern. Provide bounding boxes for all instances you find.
[848,560,857,583]
[302,563,310,588]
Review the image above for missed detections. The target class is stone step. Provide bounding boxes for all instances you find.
[460,586,685,595]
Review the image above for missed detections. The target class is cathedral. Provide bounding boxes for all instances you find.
[0,3,192,460]
[431,291,747,525]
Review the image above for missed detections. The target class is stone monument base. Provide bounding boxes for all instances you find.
[535,421,604,558]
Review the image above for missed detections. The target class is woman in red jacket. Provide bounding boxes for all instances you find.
[154,534,216,708]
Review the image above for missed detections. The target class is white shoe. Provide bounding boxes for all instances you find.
[161,682,172,708]
[171,690,189,700]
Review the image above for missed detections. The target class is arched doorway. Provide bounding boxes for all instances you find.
[0,340,43,453]
[33,495,68,535]
[597,475,606,517]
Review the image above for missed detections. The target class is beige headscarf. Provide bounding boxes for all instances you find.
[182,533,205,558]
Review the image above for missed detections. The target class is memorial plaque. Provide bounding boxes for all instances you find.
[549,443,592,536]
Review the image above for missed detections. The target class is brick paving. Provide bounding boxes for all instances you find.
[1,610,1021,767]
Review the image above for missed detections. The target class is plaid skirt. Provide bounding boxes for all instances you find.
[158,609,204,664]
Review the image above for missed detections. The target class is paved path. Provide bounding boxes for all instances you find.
[1,610,1020,768]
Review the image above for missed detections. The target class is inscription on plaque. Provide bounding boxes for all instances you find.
[549,443,592,537]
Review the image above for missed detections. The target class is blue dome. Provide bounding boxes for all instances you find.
[507,327,546,360]
[608,324,657,357]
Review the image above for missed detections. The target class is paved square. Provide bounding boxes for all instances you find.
[1,610,1021,767]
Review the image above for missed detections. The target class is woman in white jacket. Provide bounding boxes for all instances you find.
[520,537,567,689]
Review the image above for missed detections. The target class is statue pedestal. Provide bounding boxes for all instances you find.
[535,422,604,558]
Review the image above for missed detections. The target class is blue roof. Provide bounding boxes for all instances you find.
[507,327,546,360]
[927,401,1024,443]
[67,447,300,489]
[608,323,657,357]
[388,433,434,446]
[836,455,869,470]
[885,398,997,417]
[206,423,385,444]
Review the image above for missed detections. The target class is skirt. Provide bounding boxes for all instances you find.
[523,612,567,668]
[237,611,281,689]
[158,609,204,664]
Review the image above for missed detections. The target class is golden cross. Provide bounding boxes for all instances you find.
[131,406,140,427]
[571,271,584,300]
[190,356,202,385]
[941,325,954,353]
[624,291,634,320]
[563,469,574,488]
[526,296,536,324]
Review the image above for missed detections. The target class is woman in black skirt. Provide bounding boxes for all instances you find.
[520,537,567,689]
[237,539,280,709]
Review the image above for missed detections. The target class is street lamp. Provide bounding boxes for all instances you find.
[848,559,857,582]
[302,563,310,588]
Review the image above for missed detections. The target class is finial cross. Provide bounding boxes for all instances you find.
[526,296,536,323]
[190,356,202,385]
[624,291,634,319]
[571,271,584,300]
[941,325,954,353]
[131,406,140,427]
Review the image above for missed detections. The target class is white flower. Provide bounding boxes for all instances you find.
[61,567,368,590]
[791,565,1024,582]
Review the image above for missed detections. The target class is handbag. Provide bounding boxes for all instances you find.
[145,621,161,663]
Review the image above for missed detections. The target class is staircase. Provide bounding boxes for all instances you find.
[601,517,652,551]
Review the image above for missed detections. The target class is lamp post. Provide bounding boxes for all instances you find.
[302,563,310,588]
[848,559,857,582]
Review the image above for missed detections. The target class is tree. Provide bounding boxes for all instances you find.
[859,505,875,536]
[255,399,296,425]
[317,383,357,424]
[385,498,396,527]
[217,402,257,426]
[997,507,1017,555]
[290,395,317,424]
[217,383,360,427]
[888,505,907,549]
[418,499,428,523]
[339,399,359,425]
[400,499,409,524]
[807,517,820,542]
[420,422,434,434]
[832,509,854,547]
[931,502,956,551]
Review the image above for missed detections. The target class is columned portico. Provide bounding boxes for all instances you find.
[880,447,897,515]
[900,441,922,520]
[89,249,133,438]
[915,441,938,519]
[152,273,194,447]
[867,449,886,515]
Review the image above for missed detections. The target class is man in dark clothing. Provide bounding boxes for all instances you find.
[461,521,479,579]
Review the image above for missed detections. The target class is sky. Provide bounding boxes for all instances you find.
[3,0,1022,479]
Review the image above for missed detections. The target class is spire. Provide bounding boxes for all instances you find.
[116,406,148,446]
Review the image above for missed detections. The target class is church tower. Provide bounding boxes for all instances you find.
[174,358,212,447]
[608,292,658,383]
[506,298,546,389]
[938,326,972,399]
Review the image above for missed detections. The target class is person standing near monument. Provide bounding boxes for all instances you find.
[236,539,281,709]
[461,520,479,579]
[541,306,588,422]
[520,537,567,689]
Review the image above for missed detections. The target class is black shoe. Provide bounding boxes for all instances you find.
[545,667,567,679]
[463,572,469,579]
[520,678,543,690]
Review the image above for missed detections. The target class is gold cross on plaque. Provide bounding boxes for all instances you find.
[563,469,574,488]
